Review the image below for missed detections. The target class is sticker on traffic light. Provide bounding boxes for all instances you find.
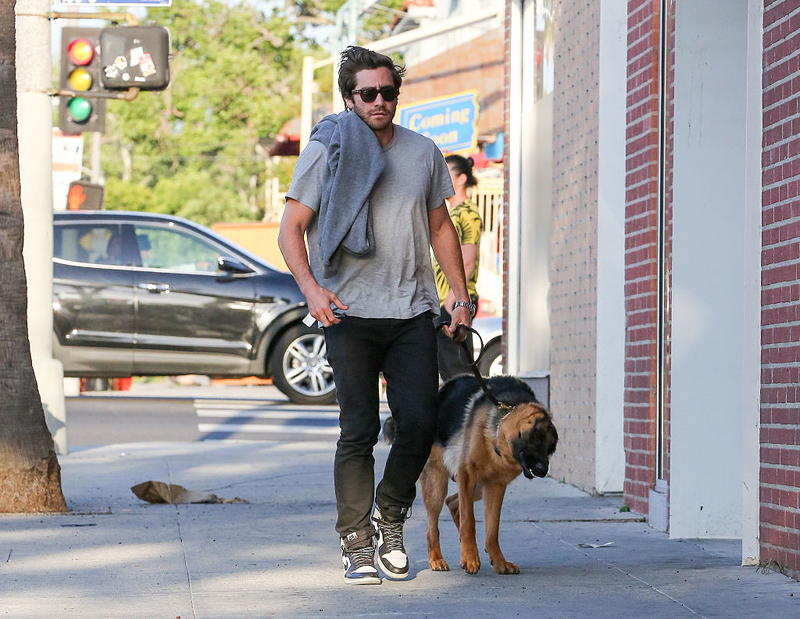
[100,26,171,91]
[59,27,106,134]
[67,181,104,211]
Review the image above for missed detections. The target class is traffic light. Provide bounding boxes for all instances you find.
[100,26,171,91]
[59,27,106,134]
[67,181,104,211]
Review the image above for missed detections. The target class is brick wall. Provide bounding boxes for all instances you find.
[760,0,800,581]
[624,0,661,515]
[549,0,601,492]
[403,29,505,136]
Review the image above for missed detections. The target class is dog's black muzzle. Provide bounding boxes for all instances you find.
[514,447,549,480]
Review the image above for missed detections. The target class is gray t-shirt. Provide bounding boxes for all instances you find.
[287,124,454,319]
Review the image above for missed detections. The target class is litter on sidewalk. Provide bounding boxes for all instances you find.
[131,480,249,505]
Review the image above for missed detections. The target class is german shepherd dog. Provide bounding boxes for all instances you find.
[386,375,558,575]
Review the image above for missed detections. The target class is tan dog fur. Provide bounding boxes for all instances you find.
[418,388,557,575]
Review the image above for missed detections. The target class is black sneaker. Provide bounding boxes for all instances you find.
[341,537,381,585]
[372,506,410,580]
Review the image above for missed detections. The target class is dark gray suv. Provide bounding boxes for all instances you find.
[53,210,335,405]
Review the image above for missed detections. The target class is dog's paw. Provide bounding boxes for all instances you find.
[460,554,481,574]
[491,560,519,575]
[429,558,450,571]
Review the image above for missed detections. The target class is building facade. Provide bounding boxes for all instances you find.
[504,0,799,579]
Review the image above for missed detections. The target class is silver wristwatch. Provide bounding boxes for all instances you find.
[453,300,477,318]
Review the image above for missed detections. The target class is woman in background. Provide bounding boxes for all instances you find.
[433,155,483,381]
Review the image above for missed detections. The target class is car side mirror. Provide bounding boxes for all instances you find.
[217,255,252,274]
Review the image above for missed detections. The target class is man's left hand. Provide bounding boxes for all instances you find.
[445,306,472,342]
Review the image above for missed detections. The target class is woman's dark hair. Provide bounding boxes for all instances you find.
[338,46,405,107]
[445,154,478,188]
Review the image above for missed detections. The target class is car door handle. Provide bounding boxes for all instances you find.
[138,282,170,294]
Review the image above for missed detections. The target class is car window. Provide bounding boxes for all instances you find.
[134,225,222,273]
[54,223,128,266]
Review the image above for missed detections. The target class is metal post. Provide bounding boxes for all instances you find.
[90,131,102,183]
[300,56,314,152]
[16,0,67,454]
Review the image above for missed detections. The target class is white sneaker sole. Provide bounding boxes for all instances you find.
[377,555,409,580]
[343,573,382,585]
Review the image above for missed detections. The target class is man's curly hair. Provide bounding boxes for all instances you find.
[338,46,406,107]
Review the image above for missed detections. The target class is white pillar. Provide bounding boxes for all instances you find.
[16,0,67,454]
[741,0,764,565]
[594,0,628,494]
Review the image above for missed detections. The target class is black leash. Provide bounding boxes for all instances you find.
[438,323,515,416]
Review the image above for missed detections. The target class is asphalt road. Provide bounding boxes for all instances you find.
[65,382,389,448]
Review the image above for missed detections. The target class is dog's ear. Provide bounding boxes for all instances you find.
[532,415,558,455]
[545,419,558,454]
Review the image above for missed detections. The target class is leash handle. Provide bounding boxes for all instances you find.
[436,322,485,365]
[437,322,504,410]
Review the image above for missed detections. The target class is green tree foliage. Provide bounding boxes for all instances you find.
[102,0,319,225]
[100,0,406,226]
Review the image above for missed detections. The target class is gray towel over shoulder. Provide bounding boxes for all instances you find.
[310,111,386,278]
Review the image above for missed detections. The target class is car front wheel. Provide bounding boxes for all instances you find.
[270,324,337,405]
[478,340,504,377]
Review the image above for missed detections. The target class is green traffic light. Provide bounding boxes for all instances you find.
[67,97,92,123]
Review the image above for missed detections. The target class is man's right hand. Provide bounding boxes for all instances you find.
[279,200,348,327]
[305,283,348,327]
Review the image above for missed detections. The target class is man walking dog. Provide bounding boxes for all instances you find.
[278,46,474,585]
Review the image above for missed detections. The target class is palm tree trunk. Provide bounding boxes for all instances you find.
[0,0,67,512]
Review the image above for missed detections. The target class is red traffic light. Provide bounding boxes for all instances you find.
[59,28,105,134]
[67,38,94,66]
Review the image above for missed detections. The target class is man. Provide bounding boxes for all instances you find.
[278,46,475,585]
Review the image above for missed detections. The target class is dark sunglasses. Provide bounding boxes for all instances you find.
[351,86,399,103]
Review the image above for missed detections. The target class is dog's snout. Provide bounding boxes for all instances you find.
[533,461,548,477]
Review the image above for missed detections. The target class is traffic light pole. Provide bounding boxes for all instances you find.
[49,85,141,101]
[90,132,102,184]
[50,10,139,26]
[16,0,67,455]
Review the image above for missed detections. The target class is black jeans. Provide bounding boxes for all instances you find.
[434,306,475,382]
[324,312,438,548]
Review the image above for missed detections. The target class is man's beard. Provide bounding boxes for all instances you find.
[353,105,393,132]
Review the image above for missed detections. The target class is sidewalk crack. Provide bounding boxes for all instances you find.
[533,523,708,618]
[167,460,197,619]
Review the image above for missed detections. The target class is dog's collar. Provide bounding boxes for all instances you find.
[493,403,518,458]
[496,402,516,420]
[494,402,517,442]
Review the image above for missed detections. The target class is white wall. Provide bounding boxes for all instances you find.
[402,0,503,67]
[594,0,628,494]
[670,0,750,538]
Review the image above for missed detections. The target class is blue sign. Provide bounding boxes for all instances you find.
[56,0,171,6]
[397,90,479,154]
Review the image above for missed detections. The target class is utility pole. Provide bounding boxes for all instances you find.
[16,0,67,454]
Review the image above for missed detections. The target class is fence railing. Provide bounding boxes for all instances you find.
[470,176,504,316]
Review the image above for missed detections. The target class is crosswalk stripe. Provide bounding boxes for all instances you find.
[194,402,340,412]
[196,408,342,420]
[194,399,392,440]
[198,423,340,435]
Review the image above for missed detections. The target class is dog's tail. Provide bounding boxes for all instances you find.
[381,416,396,445]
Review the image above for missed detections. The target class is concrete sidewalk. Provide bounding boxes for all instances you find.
[2,440,798,618]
